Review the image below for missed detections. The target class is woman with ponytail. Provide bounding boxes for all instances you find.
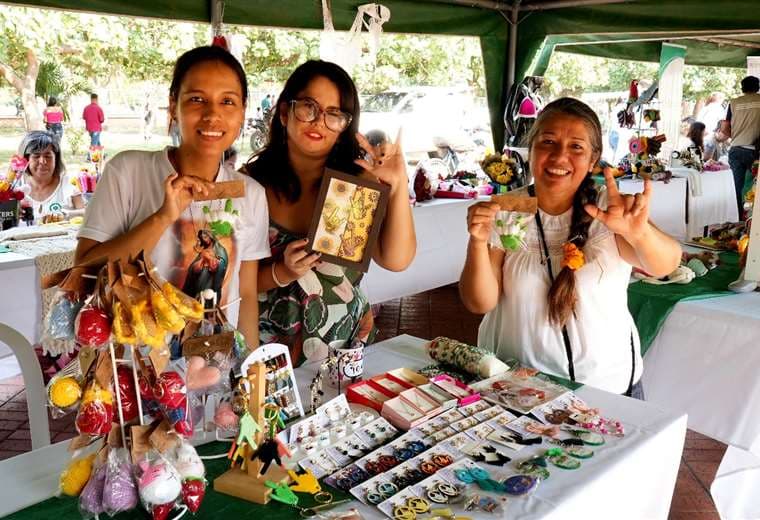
[460,98,680,397]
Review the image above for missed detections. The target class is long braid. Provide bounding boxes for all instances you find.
[546,175,597,326]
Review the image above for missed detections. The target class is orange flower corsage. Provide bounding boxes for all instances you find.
[561,242,585,271]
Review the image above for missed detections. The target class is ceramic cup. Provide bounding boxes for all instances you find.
[327,340,364,388]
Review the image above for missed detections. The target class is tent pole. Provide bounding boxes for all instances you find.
[211,0,223,26]
[520,0,633,10]
[421,0,514,11]
[506,1,519,93]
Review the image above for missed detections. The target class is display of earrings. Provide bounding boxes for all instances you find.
[239,343,304,420]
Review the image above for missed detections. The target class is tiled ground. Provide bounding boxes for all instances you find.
[0,283,724,518]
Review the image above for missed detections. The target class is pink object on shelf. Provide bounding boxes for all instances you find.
[430,374,480,406]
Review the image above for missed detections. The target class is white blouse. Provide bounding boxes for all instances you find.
[478,190,643,394]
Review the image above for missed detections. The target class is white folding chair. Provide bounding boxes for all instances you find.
[0,323,51,449]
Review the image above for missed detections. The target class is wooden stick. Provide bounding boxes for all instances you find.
[245,362,266,478]
[490,194,538,213]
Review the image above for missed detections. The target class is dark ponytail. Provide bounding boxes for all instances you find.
[526,97,602,326]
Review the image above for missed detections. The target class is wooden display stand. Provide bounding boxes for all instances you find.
[213,362,290,504]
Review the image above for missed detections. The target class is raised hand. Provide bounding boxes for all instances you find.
[467,201,500,244]
[584,167,652,244]
[158,173,210,222]
[279,238,320,282]
[354,128,407,196]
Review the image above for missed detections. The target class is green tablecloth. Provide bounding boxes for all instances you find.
[6,442,350,520]
[628,252,741,356]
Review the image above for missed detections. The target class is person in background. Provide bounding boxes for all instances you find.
[697,92,726,137]
[223,147,238,171]
[725,76,760,216]
[143,100,154,142]
[43,97,64,141]
[168,116,181,147]
[686,121,707,157]
[261,94,272,112]
[82,93,105,147]
[460,97,680,398]
[19,131,84,221]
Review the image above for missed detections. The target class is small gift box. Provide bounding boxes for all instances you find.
[346,380,396,411]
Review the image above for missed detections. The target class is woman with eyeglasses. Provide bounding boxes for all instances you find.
[246,60,415,366]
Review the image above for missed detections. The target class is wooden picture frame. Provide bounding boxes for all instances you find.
[306,168,390,272]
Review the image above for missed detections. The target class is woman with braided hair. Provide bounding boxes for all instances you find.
[460,98,680,397]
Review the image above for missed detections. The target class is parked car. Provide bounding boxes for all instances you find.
[359,87,488,160]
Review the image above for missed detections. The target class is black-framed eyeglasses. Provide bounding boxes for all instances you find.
[290,98,352,132]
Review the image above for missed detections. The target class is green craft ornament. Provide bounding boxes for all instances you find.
[494,212,529,251]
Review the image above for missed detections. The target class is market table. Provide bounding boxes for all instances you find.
[360,197,480,304]
[618,177,687,239]
[0,230,77,363]
[642,292,760,519]
[1,334,686,519]
[669,166,738,239]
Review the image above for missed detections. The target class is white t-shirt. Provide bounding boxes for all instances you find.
[478,190,643,394]
[78,147,271,326]
[23,175,78,219]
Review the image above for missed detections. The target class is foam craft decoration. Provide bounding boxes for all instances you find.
[173,442,205,480]
[186,356,222,391]
[138,458,182,507]
[116,365,139,422]
[79,461,107,517]
[213,401,239,430]
[75,306,112,347]
[60,453,96,496]
[181,478,206,513]
[49,376,82,409]
[76,382,114,436]
[427,337,510,378]
[103,448,139,514]
[518,97,538,118]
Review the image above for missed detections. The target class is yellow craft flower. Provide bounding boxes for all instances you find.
[561,243,585,271]
[738,235,750,255]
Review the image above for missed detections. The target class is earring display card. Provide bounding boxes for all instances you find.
[464,422,497,441]
[473,404,511,423]
[504,415,566,440]
[531,391,594,425]
[376,486,421,518]
[470,371,569,414]
[306,168,390,273]
[458,400,492,416]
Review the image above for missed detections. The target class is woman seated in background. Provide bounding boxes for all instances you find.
[460,98,680,398]
[20,130,83,222]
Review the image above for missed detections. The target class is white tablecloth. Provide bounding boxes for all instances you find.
[0,334,686,518]
[361,198,479,304]
[295,335,686,520]
[619,177,688,239]
[670,167,738,239]
[0,252,42,359]
[642,292,760,519]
